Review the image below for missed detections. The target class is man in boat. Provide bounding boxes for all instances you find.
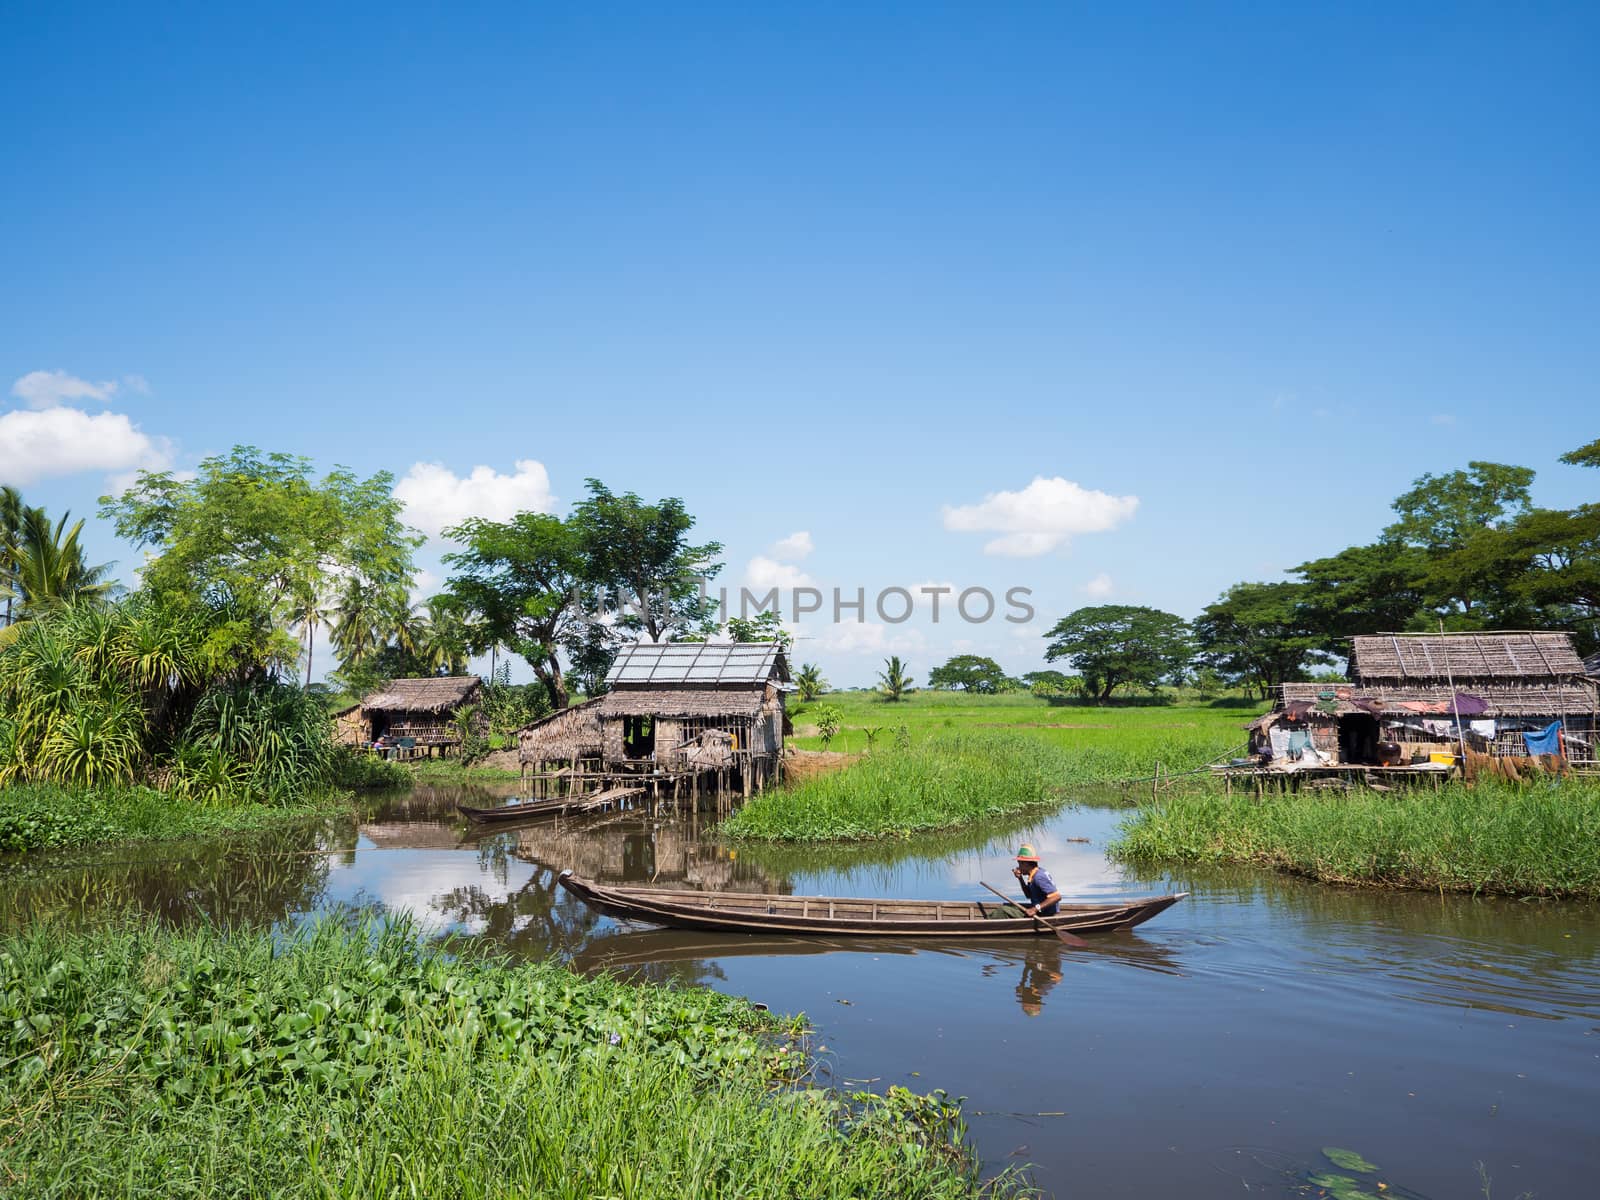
[1011,844,1061,917]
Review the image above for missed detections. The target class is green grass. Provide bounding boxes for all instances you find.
[726,731,1079,841]
[1109,780,1600,898]
[0,782,352,853]
[405,758,522,783]
[0,918,1022,1200]
[789,690,1259,781]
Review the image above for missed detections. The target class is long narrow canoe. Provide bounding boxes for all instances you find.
[457,797,578,822]
[558,871,1185,938]
[458,786,644,823]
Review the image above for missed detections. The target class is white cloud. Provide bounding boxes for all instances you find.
[0,406,173,486]
[1080,572,1114,599]
[819,622,925,656]
[122,374,151,395]
[412,568,440,597]
[942,476,1139,557]
[394,460,555,537]
[769,531,813,561]
[11,369,120,409]
[1431,413,1456,426]
[745,555,815,590]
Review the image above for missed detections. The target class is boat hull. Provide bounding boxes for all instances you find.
[558,872,1185,938]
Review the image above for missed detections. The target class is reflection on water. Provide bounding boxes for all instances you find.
[3,784,1598,1199]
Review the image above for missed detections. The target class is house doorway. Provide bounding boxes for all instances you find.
[1339,714,1380,764]
[623,715,655,760]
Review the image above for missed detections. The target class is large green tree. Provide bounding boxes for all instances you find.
[1193,582,1330,696]
[101,447,417,678]
[569,480,722,643]
[927,654,1008,694]
[440,512,588,710]
[1290,542,1428,654]
[1043,605,1191,702]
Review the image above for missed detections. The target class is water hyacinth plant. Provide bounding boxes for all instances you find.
[0,918,1023,1199]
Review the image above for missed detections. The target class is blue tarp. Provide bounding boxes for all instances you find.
[1523,721,1563,756]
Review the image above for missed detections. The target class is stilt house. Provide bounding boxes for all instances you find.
[517,642,791,795]
[1250,632,1599,771]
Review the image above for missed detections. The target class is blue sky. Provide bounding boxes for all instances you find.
[3,2,1596,684]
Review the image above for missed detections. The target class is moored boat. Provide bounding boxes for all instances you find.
[456,796,588,823]
[558,871,1185,938]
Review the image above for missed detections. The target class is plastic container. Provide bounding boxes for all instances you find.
[1428,751,1456,766]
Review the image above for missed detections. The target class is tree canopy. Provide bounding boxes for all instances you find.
[101,447,417,678]
[1192,582,1331,696]
[1043,605,1191,702]
[569,480,722,643]
[927,654,1009,694]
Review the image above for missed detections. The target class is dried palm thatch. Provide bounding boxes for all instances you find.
[1351,632,1586,683]
[518,697,603,765]
[361,677,482,714]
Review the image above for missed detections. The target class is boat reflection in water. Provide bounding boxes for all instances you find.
[569,923,1181,1018]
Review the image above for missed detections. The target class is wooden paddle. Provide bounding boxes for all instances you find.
[980,880,1090,948]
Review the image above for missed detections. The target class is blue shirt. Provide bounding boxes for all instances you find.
[1019,866,1059,915]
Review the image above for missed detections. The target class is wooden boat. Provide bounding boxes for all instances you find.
[457,784,645,824]
[558,871,1185,938]
[456,797,576,823]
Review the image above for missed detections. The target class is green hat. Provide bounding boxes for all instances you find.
[1015,844,1040,861]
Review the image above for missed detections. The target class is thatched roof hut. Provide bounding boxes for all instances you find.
[517,696,604,768]
[600,642,790,783]
[1251,632,1598,769]
[361,676,483,715]
[355,676,484,748]
[1350,632,1588,685]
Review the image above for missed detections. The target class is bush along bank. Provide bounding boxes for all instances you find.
[1108,780,1600,899]
[0,918,1026,1200]
[0,782,350,854]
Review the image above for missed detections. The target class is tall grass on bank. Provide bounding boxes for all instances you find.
[0,919,1019,1200]
[0,782,348,854]
[726,732,1075,841]
[1109,781,1600,898]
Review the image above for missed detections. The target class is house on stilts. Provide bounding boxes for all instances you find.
[517,641,791,801]
[334,676,486,758]
[1242,631,1599,782]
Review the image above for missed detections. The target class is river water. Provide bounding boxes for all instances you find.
[4,784,1597,1199]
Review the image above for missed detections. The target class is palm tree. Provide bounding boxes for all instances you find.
[1,506,117,621]
[289,585,333,687]
[877,655,914,702]
[1,486,25,627]
[795,662,827,701]
[418,597,474,675]
[330,576,389,670]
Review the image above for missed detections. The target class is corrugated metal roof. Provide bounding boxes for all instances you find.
[604,641,789,687]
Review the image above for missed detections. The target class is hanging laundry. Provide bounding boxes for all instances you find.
[1523,722,1563,756]
[1287,729,1312,758]
[1452,693,1490,716]
[1423,719,1454,737]
[1469,719,1497,741]
[1269,728,1291,760]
